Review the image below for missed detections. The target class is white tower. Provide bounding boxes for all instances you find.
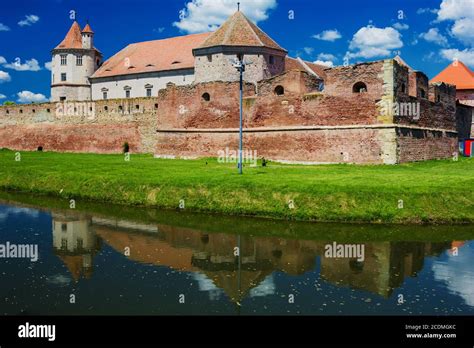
[51,21,102,101]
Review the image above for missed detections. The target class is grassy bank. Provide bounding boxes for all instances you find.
[0,149,473,223]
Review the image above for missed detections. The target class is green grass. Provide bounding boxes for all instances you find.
[0,149,473,224]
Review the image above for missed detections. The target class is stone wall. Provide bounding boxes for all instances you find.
[456,103,473,140]
[0,98,157,153]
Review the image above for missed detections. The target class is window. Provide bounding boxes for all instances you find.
[60,97,66,101]
[437,94,441,103]
[103,92,107,100]
[146,88,152,97]
[419,88,426,98]
[76,238,83,250]
[207,55,212,62]
[353,82,367,93]
[401,83,406,93]
[61,73,67,82]
[126,90,130,98]
[60,54,67,65]
[274,85,284,96]
[61,238,68,249]
[61,223,67,232]
[269,55,275,64]
[76,55,83,66]
[202,92,210,102]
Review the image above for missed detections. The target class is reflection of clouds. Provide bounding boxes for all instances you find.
[250,274,275,297]
[46,274,72,286]
[432,243,474,307]
[0,206,40,222]
[192,272,222,301]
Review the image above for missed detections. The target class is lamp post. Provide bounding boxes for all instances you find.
[232,56,245,174]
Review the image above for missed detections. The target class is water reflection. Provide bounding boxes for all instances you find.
[50,211,454,301]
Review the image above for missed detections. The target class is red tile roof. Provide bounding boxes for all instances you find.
[91,32,211,78]
[82,23,94,34]
[285,57,328,79]
[55,21,83,49]
[197,11,286,52]
[431,61,474,90]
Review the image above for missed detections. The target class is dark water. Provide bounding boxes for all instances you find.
[0,192,473,316]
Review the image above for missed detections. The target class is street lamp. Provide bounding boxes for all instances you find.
[232,55,247,175]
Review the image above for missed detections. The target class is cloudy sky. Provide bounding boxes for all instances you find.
[0,0,473,103]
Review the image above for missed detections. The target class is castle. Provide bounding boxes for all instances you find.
[0,11,472,164]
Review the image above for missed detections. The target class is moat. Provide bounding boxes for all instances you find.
[0,191,473,315]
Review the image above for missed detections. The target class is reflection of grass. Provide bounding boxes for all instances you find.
[1,190,474,242]
[0,149,473,224]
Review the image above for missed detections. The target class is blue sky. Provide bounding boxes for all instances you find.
[0,0,473,103]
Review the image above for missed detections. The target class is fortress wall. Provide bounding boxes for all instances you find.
[0,98,157,153]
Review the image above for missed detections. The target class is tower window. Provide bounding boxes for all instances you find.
[126,90,130,98]
[76,55,83,66]
[207,55,212,62]
[103,92,107,100]
[146,88,152,97]
[401,83,406,93]
[419,88,426,99]
[269,55,275,64]
[274,85,284,96]
[60,55,67,65]
[61,73,67,82]
[202,92,210,102]
[353,82,367,93]
[60,97,66,101]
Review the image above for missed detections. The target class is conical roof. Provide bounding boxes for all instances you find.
[55,21,83,49]
[196,11,286,52]
[82,23,94,34]
[431,61,474,90]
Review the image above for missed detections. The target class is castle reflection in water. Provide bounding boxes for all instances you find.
[51,212,457,302]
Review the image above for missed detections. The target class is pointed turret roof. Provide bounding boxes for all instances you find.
[82,23,94,34]
[55,21,83,49]
[196,11,286,52]
[431,61,474,90]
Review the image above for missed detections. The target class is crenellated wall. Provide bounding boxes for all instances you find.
[0,98,158,153]
[0,59,464,164]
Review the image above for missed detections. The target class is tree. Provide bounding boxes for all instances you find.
[3,101,15,105]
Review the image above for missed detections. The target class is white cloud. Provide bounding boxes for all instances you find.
[313,29,342,42]
[0,23,10,31]
[432,243,474,307]
[313,60,334,67]
[3,57,41,71]
[18,14,39,27]
[437,0,474,46]
[303,47,314,55]
[392,22,409,30]
[153,27,165,33]
[0,56,6,64]
[346,25,403,59]
[317,53,336,61]
[417,8,437,15]
[440,48,474,66]
[0,94,6,99]
[173,0,277,33]
[17,90,47,103]
[419,28,448,46]
[0,70,11,83]
[44,61,52,71]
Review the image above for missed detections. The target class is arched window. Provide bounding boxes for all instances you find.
[274,85,284,96]
[353,82,367,93]
[202,92,210,102]
[419,88,426,98]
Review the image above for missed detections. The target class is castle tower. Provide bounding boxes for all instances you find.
[192,11,288,84]
[51,21,102,102]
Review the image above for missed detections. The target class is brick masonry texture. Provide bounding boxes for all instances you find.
[0,59,471,164]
